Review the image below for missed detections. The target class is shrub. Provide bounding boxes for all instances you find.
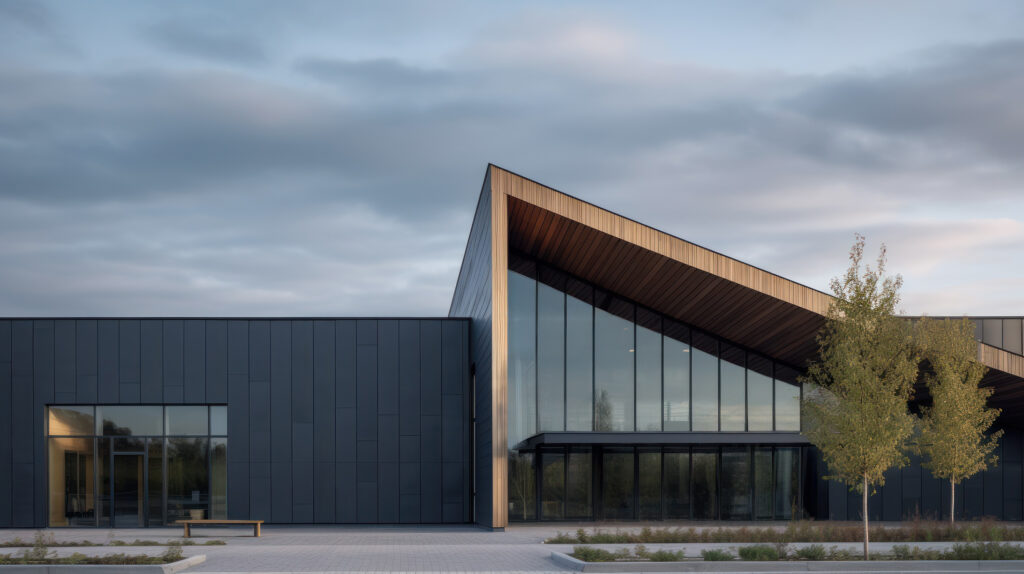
[647,549,686,561]
[570,546,617,562]
[795,544,826,560]
[160,544,185,563]
[826,546,857,560]
[701,548,733,561]
[947,542,1024,560]
[737,544,780,561]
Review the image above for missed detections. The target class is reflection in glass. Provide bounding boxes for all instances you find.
[541,450,565,520]
[538,284,565,432]
[747,355,774,432]
[775,447,800,520]
[635,322,662,431]
[166,406,208,436]
[48,406,95,436]
[565,294,594,431]
[97,438,110,526]
[99,406,162,436]
[721,448,751,520]
[638,448,662,520]
[508,271,537,447]
[691,334,719,431]
[720,345,745,431]
[166,437,209,523]
[602,448,635,520]
[210,406,228,436]
[508,452,536,521]
[663,324,690,431]
[48,437,95,526]
[113,454,144,527]
[775,380,801,432]
[594,307,634,431]
[664,449,690,519]
[692,450,717,519]
[754,447,773,520]
[567,448,592,519]
[148,439,163,526]
[211,437,228,519]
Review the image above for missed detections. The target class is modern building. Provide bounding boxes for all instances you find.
[1,165,1022,529]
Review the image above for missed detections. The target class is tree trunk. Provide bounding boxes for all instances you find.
[950,479,955,525]
[862,475,869,561]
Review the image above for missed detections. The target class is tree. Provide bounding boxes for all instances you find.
[915,317,1001,524]
[801,235,919,560]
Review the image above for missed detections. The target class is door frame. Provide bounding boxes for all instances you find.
[110,450,147,528]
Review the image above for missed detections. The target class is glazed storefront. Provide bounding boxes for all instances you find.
[46,405,227,527]
[507,253,807,521]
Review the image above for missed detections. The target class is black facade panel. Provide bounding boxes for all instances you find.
[75,320,97,403]
[3,317,469,527]
[140,320,162,403]
[881,467,900,521]
[183,320,205,403]
[206,320,228,404]
[54,320,75,403]
[162,320,183,403]
[984,443,1003,518]
[964,473,983,519]
[921,469,941,519]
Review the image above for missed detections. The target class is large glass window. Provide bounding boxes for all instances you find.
[509,270,538,446]
[775,447,800,520]
[638,448,662,519]
[601,448,635,519]
[565,289,594,432]
[540,450,565,520]
[747,355,774,432]
[753,447,773,520]
[566,448,593,519]
[508,452,536,521]
[719,345,746,431]
[721,447,751,520]
[537,283,566,432]
[775,365,801,432]
[636,310,662,431]
[507,254,803,438]
[663,449,690,519]
[692,449,717,519]
[663,322,690,431]
[47,437,95,527]
[594,295,635,432]
[691,334,719,431]
[47,405,227,527]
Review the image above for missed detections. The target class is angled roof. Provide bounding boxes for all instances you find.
[490,165,1024,422]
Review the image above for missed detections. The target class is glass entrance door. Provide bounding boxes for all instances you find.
[112,454,145,527]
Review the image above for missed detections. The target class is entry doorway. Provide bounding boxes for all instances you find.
[112,454,145,527]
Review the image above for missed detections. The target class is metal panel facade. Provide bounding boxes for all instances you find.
[0,318,471,527]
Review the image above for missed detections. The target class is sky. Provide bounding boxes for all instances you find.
[1,0,1022,317]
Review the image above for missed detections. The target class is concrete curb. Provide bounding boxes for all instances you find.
[0,554,205,574]
[550,552,1024,572]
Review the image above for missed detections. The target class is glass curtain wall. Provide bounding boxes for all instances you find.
[507,255,802,444]
[46,405,227,527]
[510,445,803,521]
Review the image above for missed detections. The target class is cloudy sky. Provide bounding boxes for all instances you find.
[1,1,1022,317]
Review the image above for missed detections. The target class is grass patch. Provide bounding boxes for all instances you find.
[567,542,1024,563]
[0,539,188,565]
[548,519,1024,545]
[0,532,224,548]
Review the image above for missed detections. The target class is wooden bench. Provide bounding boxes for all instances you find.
[175,519,263,538]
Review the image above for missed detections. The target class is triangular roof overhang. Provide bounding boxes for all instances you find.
[495,165,1024,415]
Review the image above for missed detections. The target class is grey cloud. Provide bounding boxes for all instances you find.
[147,19,267,65]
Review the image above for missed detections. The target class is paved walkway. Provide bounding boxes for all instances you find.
[1,523,1022,573]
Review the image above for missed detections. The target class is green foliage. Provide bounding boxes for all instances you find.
[801,235,919,559]
[160,543,185,563]
[915,317,1002,523]
[737,545,779,561]
[946,542,1024,560]
[701,549,733,561]
[795,544,827,560]
[826,546,857,560]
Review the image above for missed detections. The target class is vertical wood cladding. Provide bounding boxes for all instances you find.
[0,318,470,527]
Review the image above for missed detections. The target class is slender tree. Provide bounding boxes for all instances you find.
[915,317,1001,524]
[801,235,919,560]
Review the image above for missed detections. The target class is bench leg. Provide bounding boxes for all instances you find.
[255,523,260,537]
[184,524,190,538]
